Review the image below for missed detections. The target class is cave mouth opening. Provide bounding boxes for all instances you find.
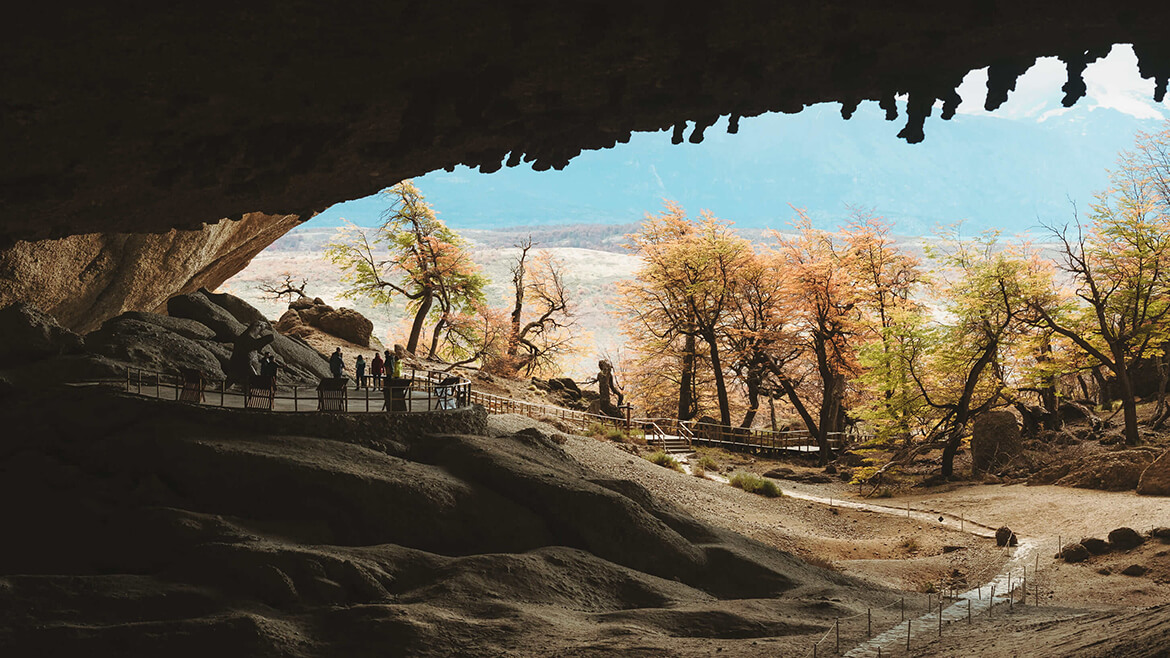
[217,43,1168,379]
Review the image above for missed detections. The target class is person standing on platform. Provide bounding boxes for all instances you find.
[371,352,384,388]
[355,354,367,390]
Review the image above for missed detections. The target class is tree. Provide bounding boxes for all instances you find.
[761,216,864,461]
[257,273,309,303]
[325,180,486,356]
[1028,165,1170,444]
[845,211,923,445]
[501,239,577,376]
[911,231,1045,476]
[619,202,750,426]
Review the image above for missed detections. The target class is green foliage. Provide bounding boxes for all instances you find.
[324,180,487,357]
[728,471,782,497]
[646,451,683,472]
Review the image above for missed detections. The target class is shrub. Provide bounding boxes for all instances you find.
[586,421,639,444]
[729,472,782,498]
[695,455,719,472]
[647,451,683,472]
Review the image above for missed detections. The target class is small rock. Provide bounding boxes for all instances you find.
[1121,564,1149,577]
[1108,527,1145,550]
[1060,543,1090,563]
[942,545,964,553]
[1097,567,1112,575]
[995,526,1018,547]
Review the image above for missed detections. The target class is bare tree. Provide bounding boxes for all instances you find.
[258,273,309,303]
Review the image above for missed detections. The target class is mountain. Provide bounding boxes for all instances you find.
[305,102,1166,238]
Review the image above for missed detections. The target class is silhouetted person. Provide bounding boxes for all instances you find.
[371,353,384,387]
[260,355,278,378]
[355,355,367,390]
[330,347,344,379]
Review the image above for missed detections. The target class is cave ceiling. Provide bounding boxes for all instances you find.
[3,1,1169,246]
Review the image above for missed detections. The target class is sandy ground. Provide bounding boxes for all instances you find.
[489,414,1170,656]
[488,414,1009,596]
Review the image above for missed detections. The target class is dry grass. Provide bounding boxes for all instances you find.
[647,451,684,472]
[729,472,781,498]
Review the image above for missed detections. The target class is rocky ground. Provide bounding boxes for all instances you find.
[0,386,911,657]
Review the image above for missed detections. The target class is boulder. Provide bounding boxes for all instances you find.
[1121,564,1149,577]
[167,291,245,341]
[1060,543,1090,563]
[549,377,581,396]
[201,289,268,326]
[1151,527,1170,541]
[1080,537,1110,555]
[1056,450,1157,491]
[1108,527,1145,550]
[117,311,216,341]
[995,526,1018,547]
[971,411,1021,473]
[0,302,85,366]
[267,332,332,382]
[85,317,226,380]
[1137,449,1170,496]
[274,297,375,348]
[314,307,373,347]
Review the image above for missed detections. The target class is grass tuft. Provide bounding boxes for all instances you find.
[647,451,684,472]
[729,471,782,498]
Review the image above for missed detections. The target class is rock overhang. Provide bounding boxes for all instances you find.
[2,1,1169,245]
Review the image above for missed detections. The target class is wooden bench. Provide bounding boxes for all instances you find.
[245,374,276,410]
[383,377,413,412]
[178,367,206,403]
[317,378,348,411]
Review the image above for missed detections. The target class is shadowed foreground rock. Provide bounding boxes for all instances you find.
[0,387,894,656]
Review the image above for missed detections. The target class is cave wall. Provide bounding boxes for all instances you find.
[0,212,300,333]
[3,1,1169,246]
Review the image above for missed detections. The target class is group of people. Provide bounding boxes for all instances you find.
[329,347,401,389]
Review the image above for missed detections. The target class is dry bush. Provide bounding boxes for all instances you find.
[729,472,781,497]
[647,451,684,472]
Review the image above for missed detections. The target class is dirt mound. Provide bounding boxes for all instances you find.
[1137,449,1170,496]
[0,386,887,656]
[1053,449,1157,491]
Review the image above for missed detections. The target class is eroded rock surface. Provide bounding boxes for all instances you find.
[0,388,883,656]
[0,213,301,333]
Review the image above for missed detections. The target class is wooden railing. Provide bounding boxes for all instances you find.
[470,390,867,454]
[121,365,472,413]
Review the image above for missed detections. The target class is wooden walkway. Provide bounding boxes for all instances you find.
[470,390,863,456]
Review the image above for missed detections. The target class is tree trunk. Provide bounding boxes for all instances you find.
[1117,367,1140,445]
[427,315,446,360]
[704,332,731,427]
[740,368,761,428]
[940,429,962,478]
[406,288,433,354]
[678,331,697,421]
[769,396,777,432]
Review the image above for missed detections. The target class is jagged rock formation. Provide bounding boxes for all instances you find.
[276,297,375,348]
[0,387,891,656]
[4,4,1170,244]
[0,213,301,333]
